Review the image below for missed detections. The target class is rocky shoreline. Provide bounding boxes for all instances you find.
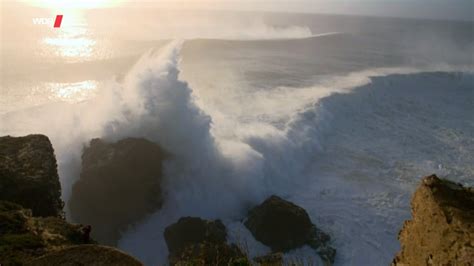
[0,135,141,265]
[392,175,474,265]
[1,134,472,265]
[69,138,167,246]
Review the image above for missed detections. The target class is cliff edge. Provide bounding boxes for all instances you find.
[393,175,474,265]
[69,138,167,245]
[0,135,143,265]
[0,135,63,217]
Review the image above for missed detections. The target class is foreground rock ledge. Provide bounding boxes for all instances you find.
[0,200,88,264]
[69,137,167,245]
[245,195,336,265]
[392,175,474,265]
[0,199,144,265]
[28,245,143,266]
[0,135,63,217]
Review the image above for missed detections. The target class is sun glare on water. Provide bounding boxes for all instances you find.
[27,1,113,60]
[39,11,97,60]
[23,0,113,96]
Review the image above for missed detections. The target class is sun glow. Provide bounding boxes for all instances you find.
[26,0,121,9]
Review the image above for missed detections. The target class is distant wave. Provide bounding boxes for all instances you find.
[189,31,343,42]
[309,31,343,38]
[127,22,315,41]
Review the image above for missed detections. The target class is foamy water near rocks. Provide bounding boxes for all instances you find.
[2,134,472,266]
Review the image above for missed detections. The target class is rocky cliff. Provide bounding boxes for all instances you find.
[6,134,472,266]
[0,200,93,264]
[69,138,167,245]
[0,135,143,265]
[28,245,142,266]
[393,175,474,266]
[0,135,63,217]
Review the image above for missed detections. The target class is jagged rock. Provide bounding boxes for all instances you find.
[0,200,91,265]
[254,252,283,265]
[245,195,335,265]
[392,175,474,266]
[0,135,144,265]
[170,242,249,266]
[164,217,250,265]
[0,135,63,217]
[0,200,144,265]
[164,217,227,253]
[244,196,312,251]
[27,245,143,266]
[69,138,167,245]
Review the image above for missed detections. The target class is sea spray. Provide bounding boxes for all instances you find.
[1,39,472,265]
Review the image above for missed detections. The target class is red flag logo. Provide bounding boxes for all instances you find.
[54,15,63,28]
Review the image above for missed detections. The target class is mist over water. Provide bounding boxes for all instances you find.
[1,7,473,265]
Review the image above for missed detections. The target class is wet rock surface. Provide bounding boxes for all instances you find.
[393,175,474,266]
[0,134,144,265]
[28,244,143,266]
[0,200,92,265]
[69,137,167,245]
[254,252,283,265]
[164,217,249,265]
[245,195,336,265]
[0,135,63,217]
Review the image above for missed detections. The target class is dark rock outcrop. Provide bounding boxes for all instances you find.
[392,175,474,266]
[0,135,63,217]
[28,244,143,266]
[69,138,167,245]
[0,200,92,265]
[164,217,227,253]
[254,252,283,265]
[164,217,249,265]
[0,134,145,265]
[245,195,335,265]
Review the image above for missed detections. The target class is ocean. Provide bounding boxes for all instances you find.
[1,7,473,265]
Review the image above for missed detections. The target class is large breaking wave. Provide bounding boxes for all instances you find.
[112,43,473,265]
[1,41,473,265]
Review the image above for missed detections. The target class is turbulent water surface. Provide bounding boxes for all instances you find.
[1,8,473,266]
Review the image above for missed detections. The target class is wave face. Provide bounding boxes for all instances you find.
[1,40,473,266]
[115,44,473,265]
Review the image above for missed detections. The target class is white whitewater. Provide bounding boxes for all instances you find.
[1,39,473,265]
[108,43,473,265]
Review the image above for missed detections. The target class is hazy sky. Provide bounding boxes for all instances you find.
[120,0,474,21]
[14,0,474,21]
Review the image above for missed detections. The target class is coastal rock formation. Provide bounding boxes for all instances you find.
[164,217,227,253]
[0,200,91,264]
[0,135,63,217]
[245,195,336,265]
[164,217,249,265]
[69,138,167,245]
[254,252,284,265]
[392,175,474,266]
[28,245,143,266]
[0,134,144,265]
